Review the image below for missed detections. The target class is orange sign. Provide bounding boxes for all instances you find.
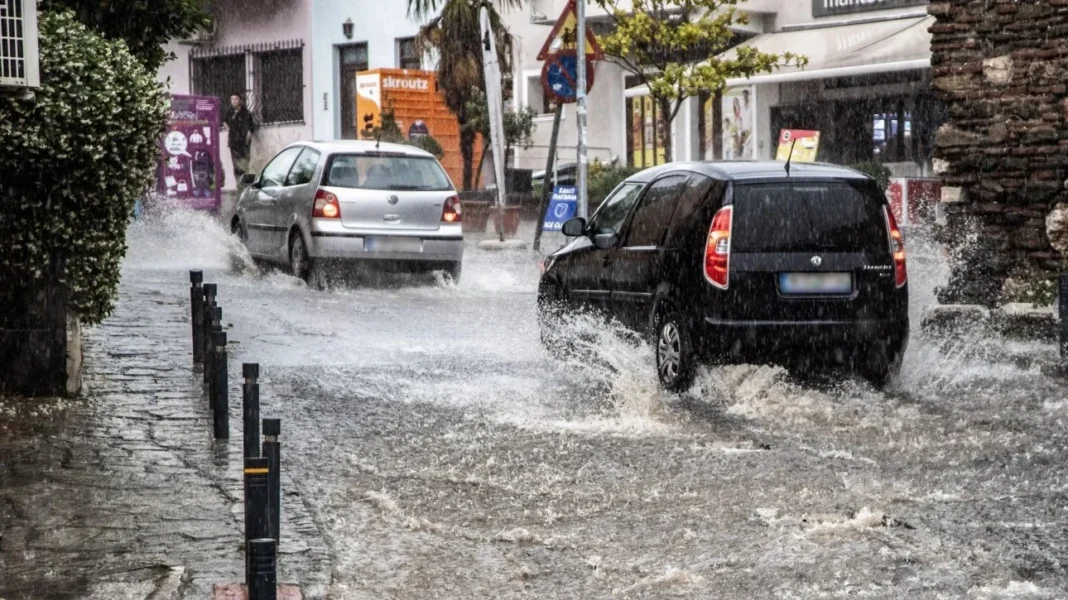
[536,0,605,60]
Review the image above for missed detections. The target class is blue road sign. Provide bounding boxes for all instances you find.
[541,52,595,105]
[543,185,578,232]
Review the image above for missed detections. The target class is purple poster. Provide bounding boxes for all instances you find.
[157,94,222,212]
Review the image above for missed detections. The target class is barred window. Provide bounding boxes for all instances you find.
[191,40,305,126]
[397,37,420,70]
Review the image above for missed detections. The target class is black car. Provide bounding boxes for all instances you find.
[537,161,909,390]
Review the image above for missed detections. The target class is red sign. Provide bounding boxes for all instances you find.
[540,51,595,104]
[536,0,605,61]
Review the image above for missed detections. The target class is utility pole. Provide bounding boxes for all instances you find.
[575,0,589,218]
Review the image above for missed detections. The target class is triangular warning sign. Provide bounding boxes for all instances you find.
[536,0,605,61]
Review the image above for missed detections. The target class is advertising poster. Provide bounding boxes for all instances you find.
[703,95,716,160]
[721,86,755,160]
[543,185,578,232]
[355,72,383,138]
[776,129,820,162]
[158,94,221,212]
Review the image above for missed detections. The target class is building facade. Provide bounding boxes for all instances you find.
[157,0,432,190]
[508,0,940,180]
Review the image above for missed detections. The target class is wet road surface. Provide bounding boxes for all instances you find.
[3,211,1068,599]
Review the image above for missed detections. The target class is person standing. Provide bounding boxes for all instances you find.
[223,94,256,183]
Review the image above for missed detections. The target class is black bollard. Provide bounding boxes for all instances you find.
[213,331,229,439]
[243,364,261,459]
[262,418,281,541]
[1060,274,1067,359]
[190,270,204,364]
[244,456,271,583]
[202,283,218,361]
[205,306,222,394]
[247,538,278,600]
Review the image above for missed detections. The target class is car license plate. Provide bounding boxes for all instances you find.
[364,237,423,253]
[779,272,852,295]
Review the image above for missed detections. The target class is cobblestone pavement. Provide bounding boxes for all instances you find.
[0,280,331,600]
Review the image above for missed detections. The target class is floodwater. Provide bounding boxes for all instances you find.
[92,212,1068,597]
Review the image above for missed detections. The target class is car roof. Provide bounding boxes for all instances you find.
[286,139,435,158]
[626,161,873,183]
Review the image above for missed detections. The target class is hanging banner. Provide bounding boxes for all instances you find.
[776,129,820,163]
[721,87,755,160]
[157,94,221,212]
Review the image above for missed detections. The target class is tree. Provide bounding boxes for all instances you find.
[594,0,806,161]
[0,10,168,325]
[464,87,537,175]
[39,0,211,71]
[360,108,447,159]
[409,0,519,190]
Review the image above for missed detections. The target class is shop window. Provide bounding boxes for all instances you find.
[626,96,668,168]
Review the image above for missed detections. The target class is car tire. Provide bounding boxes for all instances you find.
[289,231,314,283]
[655,311,697,392]
[231,217,248,243]
[445,261,462,284]
[857,344,903,389]
[537,283,575,359]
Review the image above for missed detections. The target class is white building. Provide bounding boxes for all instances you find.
[158,0,433,190]
[508,0,937,178]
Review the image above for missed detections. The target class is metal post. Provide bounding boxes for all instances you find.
[202,283,218,361]
[244,456,271,584]
[575,0,589,219]
[1059,274,1068,359]
[213,331,229,439]
[247,538,278,600]
[262,418,281,541]
[204,306,222,395]
[190,270,204,364]
[243,364,261,459]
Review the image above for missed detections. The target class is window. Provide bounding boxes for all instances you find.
[623,175,688,247]
[589,182,645,236]
[259,147,303,188]
[324,154,453,192]
[397,37,421,70]
[340,43,368,71]
[285,148,321,186]
[626,95,668,168]
[526,73,552,114]
[191,41,305,126]
[731,181,889,255]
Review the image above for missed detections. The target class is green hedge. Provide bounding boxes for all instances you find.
[0,11,167,324]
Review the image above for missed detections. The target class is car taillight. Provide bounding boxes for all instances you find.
[442,195,461,223]
[313,189,340,219]
[704,206,733,289]
[884,206,907,287]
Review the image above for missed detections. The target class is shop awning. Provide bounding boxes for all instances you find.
[720,14,935,86]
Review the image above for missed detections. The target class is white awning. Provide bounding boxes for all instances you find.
[722,15,935,86]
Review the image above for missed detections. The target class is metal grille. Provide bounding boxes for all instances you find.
[190,39,304,125]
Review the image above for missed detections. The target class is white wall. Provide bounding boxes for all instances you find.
[310,0,434,140]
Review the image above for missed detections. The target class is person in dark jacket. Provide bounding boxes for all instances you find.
[223,94,256,183]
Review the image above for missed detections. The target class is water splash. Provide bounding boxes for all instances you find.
[123,209,254,273]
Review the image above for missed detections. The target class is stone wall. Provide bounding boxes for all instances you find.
[929,0,1068,306]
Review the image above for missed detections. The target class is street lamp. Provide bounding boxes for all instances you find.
[342,18,354,40]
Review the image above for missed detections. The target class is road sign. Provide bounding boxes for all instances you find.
[541,52,595,104]
[543,185,578,232]
[536,0,604,61]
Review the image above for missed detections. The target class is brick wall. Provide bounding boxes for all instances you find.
[929,0,1068,306]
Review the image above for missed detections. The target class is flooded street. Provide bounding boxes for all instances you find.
[4,211,1066,599]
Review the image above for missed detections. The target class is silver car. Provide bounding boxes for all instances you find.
[232,140,463,282]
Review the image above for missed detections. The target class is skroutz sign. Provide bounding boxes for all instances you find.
[355,70,433,135]
[812,0,926,18]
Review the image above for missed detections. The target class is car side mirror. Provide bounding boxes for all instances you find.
[593,232,619,250]
[240,173,258,187]
[561,217,586,237]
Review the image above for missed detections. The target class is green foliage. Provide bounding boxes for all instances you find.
[594,0,805,160]
[463,87,538,152]
[589,165,640,209]
[411,0,518,189]
[0,11,168,324]
[1002,273,1061,308]
[851,162,892,192]
[40,0,211,71]
[408,134,446,159]
[360,108,446,158]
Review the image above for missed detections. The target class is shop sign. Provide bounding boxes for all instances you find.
[543,185,578,232]
[813,0,927,18]
[776,129,820,163]
[157,94,221,212]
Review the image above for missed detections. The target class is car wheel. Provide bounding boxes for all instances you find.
[445,261,462,284]
[856,344,903,389]
[656,312,696,392]
[538,283,575,359]
[289,231,312,282]
[231,217,247,242]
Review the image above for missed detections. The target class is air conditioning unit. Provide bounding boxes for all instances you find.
[0,0,41,89]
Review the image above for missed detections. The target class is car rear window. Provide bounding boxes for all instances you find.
[324,153,453,191]
[731,180,889,254]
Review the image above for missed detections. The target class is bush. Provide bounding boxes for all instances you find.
[589,166,640,210]
[851,161,892,192]
[408,135,445,159]
[0,11,168,325]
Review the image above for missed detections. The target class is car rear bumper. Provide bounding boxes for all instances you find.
[698,317,909,357]
[308,222,463,263]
